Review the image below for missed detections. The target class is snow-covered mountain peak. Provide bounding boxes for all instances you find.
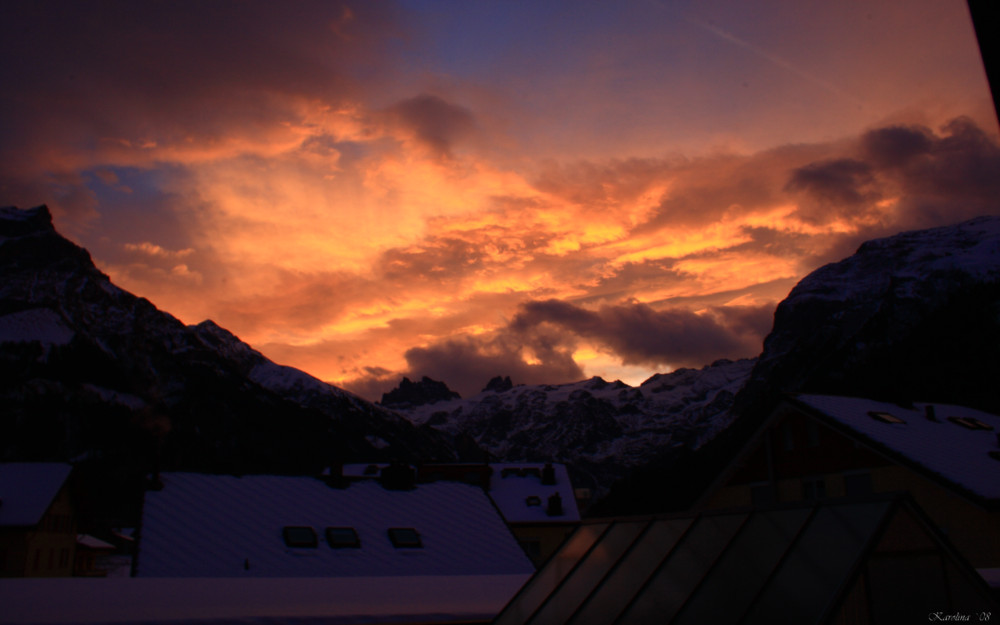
[789,216,1000,304]
[1,207,455,475]
[391,358,756,496]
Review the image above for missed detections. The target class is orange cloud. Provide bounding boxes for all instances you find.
[3,1,997,400]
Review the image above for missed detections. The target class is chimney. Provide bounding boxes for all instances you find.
[541,462,556,486]
[925,405,939,421]
[546,492,563,517]
[324,460,347,488]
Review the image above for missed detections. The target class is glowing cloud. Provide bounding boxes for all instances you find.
[1,1,996,400]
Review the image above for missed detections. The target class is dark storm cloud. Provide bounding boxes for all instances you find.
[788,117,1000,267]
[0,0,401,214]
[387,95,477,158]
[785,158,879,224]
[403,335,584,399]
[894,117,1000,225]
[387,297,772,398]
[861,124,934,168]
[712,304,774,339]
[510,299,764,368]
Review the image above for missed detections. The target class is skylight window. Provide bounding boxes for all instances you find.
[326,527,361,548]
[282,526,318,548]
[525,495,542,507]
[947,416,994,431]
[868,411,906,425]
[388,527,423,548]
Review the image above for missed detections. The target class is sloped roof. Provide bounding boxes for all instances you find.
[494,497,996,625]
[488,463,581,524]
[135,472,535,578]
[76,534,115,550]
[0,462,72,527]
[789,394,1000,503]
[340,462,582,524]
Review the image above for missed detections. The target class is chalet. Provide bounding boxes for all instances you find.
[342,461,582,565]
[698,394,1000,573]
[0,463,76,577]
[73,534,116,577]
[494,496,998,624]
[120,470,534,623]
[486,462,581,565]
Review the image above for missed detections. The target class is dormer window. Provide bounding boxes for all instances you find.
[282,526,318,548]
[326,527,361,548]
[868,411,906,425]
[388,527,422,548]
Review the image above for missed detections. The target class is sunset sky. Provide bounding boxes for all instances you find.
[3,0,998,400]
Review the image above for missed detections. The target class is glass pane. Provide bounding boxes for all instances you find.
[868,553,948,623]
[387,527,422,548]
[568,518,693,625]
[528,521,647,625]
[673,507,812,625]
[494,523,609,625]
[326,527,360,548]
[616,513,747,624]
[282,526,317,548]
[743,501,890,624]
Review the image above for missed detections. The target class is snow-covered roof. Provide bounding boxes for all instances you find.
[76,534,115,550]
[790,394,1000,502]
[339,462,581,524]
[0,575,530,625]
[136,472,535,578]
[488,463,581,524]
[0,463,72,527]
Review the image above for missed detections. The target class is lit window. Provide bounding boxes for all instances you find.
[282,526,318,548]
[868,411,906,424]
[326,527,361,548]
[388,528,422,548]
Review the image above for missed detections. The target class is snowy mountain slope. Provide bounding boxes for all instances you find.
[393,216,1000,506]
[391,358,755,496]
[596,215,1000,514]
[736,215,1000,419]
[0,206,455,479]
